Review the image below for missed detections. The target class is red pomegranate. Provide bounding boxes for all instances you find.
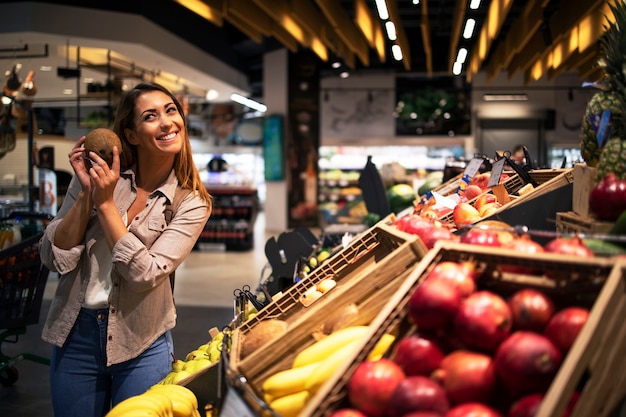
[408,277,463,332]
[425,261,477,297]
[420,225,460,250]
[431,350,496,405]
[543,236,594,257]
[445,403,503,417]
[508,393,543,417]
[454,291,513,352]
[347,359,405,417]
[543,307,589,355]
[392,335,445,376]
[500,235,545,273]
[387,376,450,417]
[589,173,626,221]
[508,289,555,332]
[460,228,503,247]
[396,215,436,236]
[494,331,562,396]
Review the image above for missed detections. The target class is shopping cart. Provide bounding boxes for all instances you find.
[0,211,52,386]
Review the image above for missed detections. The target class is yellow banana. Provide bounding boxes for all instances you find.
[367,333,396,361]
[106,394,168,417]
[262,361,320,401]
[292,326,370,368]
[149,384,199,417]
[305,339,361,394]
[140,390,175,417]
[267,390,309,417]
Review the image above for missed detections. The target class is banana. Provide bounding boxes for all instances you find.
[262,361,321,401]
[305,339,361,394]
[140,390,175,417]
[106,394,169,417]
[367,333,396,361]
[292,326,370,368]
[267,390,309,417]
[149,384,199,417]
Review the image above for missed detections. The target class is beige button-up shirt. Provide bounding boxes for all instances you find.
[40,168,210,365]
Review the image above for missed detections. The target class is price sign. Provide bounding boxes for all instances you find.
[487,159,506,188]
[463,158,483,178]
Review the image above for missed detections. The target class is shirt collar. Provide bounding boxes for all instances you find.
[120,166,178,203]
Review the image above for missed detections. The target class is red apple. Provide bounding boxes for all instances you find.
[453,202,481,228]
[473,193,497,213]
[465,184,483,200]
[348,359,405,417]
[470,172,491,190]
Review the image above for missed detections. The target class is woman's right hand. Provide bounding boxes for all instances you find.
[67,136,94,193]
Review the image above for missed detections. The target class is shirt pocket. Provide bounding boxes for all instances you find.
[139,216,168,247]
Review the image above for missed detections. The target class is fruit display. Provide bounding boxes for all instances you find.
[258,325,395,417]
[159,328,229,385]
[302,242,624,417]
[105,383,200,417]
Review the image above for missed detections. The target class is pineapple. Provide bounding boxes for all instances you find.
[579,88,621,167]
[593,0,626,181]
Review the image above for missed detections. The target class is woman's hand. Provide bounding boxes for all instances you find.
[88,145,121,209]
[67,136,93,193]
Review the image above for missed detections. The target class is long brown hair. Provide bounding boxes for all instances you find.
[113,82,211,207]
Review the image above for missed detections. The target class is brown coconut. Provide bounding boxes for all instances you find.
[240,319,288,358]
[84,128,122,167]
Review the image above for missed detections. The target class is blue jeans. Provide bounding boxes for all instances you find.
[49,308,174,417]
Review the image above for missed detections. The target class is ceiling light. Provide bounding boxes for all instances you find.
[39,65,52,72]
[374,0,389,20]
[385,21,397,41]
[463,19,476,39]
[453,62,463,75]
[230,93,267,113]
[331,61,341,69]
[483,94,528,101]
[469,0,481,10]
[392,44,403,61]
[412,0,420,4]
[456,48,468,64]
[206,89,219,101]
[340,71,350,79]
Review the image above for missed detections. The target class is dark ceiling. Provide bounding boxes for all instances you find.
[19,0,604,98]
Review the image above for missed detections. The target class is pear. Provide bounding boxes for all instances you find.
[171,359,186,372]
[185,349,209,361]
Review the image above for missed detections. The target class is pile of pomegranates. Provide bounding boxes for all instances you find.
[333,259,591,417]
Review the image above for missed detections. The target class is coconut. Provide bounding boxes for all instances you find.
[240,319,288,358]
[84,128,122,167]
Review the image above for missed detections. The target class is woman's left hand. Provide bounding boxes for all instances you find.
[88,145,121,209]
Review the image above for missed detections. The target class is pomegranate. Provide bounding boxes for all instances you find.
[348,358,405,417]
[589,173,626,221]
[494,331,562,396]
[543,236,594,257]
[397,215,437,236]
[508,393,543,417]
[460,228,503,247]
[500,235,545,273]
[543,307,589,355]
[454,291,513,352]
[431,350,496,404]
[408,277,463,332]
[387,376,450,417]
[420,225,460,250]
[425,261,477,297]
[404,413,444,417]
[392,335,445,376]
[508,289,555,332]
[328,409,369,417]
[445,403,503,417]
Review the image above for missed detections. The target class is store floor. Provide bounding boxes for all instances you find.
[0,211,278,417]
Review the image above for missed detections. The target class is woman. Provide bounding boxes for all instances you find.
[39,82,212,416]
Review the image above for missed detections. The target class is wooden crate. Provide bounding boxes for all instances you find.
[556,211,614,235]
[229,223,427,371]
[572,163,598,218]
[301,242,626,417]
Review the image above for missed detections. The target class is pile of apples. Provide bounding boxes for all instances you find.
[329,258,591,417]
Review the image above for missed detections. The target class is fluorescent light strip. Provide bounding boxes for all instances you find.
[230,93,267,113]
[385,21,397,41]
[483,94,529,101]
[392,44,403,61]
[463,19,476,39]
[456,48,468,64]
[374,0,389,20]
[469,0,481,10]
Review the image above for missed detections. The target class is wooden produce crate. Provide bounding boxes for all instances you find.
[230,223,427,371]
[556,211,614,235]
[572,163,598,218]
[301,242,626,417]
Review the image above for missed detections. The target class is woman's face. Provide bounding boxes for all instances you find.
[126,90,185,158]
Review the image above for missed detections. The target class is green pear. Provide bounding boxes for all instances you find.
[171,359,186,372]
[184,358,213,374]
[185,349,209,361]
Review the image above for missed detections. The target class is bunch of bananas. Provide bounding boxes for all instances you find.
[159,329,229,385]
[260,326,395,417]
[297,248,332,279]
[106,384,200,417]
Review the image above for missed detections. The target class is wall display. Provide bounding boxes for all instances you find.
[263,115,284,181]
[395,75,472,136]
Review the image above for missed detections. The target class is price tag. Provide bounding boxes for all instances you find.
[487,159,506,188]
[463,158,483,178]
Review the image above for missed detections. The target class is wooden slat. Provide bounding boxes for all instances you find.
[225,0,274,37]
